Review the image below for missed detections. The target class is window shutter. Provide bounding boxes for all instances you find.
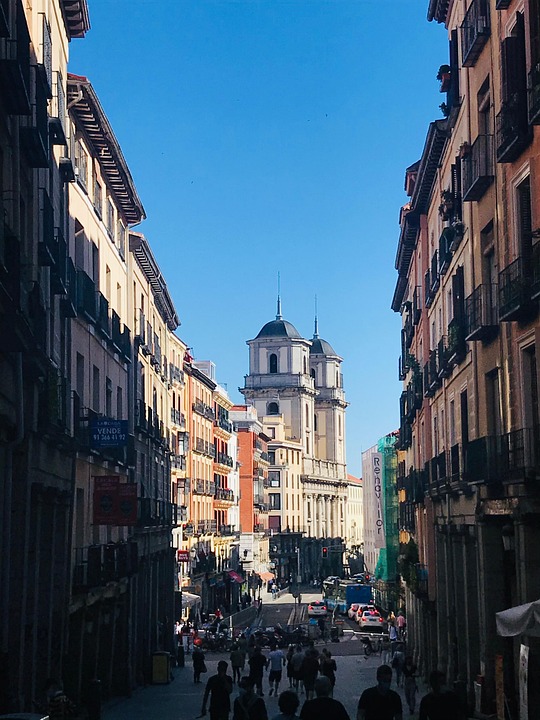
[452,266,465,321]
[518,177,532,258]
[449,29,460,109]
[530,1,540,70]
[451,162,462,220]
[501,15,526,104]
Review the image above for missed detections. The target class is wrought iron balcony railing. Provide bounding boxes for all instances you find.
[462,134,494,201]
[465,284,499,341]
[461,0,490,67]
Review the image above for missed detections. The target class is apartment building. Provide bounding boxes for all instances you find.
[0,0,89,710]
[345,474,363,551]
[395,1,540,714]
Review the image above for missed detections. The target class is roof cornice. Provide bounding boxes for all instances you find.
[67,74,145,225]
[61,0,90,39]
[427,0,452,24]
[129,232,180,331]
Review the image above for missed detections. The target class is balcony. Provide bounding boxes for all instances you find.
[0,3,31,114]
[464,428,540,483]
[438,228,453,276]
[169,364,184,385]
[215,487,235,503]
[447,317,467,364]
[76,270,97,322]
[496,97,531,164]
[72,541,138,592]
[215,416,233,433]
[197,519,217,535]
[215,451,234,468]
[192,399,215,421]
[138,498,174,527]
[425,269,434,308]
[20,66,49,168]
[398,355,408,382]
[403,310,414,350]
[449,443,461,483]
[171,453,186,471]
[171,408,186,427]
[194,479,206,495]
[465,284,499,341]
[462,134,494,201]
[437,336,451,378]
[428,349,440,394]
[531,242,540,301]
[219,524,235,536]
[135,399,148,433]
[528,65,540,125]
[96,292,111,338]
[60,259,77,318]
[414,564,429,599]
[499,257,532,322]
[461,0,490,67]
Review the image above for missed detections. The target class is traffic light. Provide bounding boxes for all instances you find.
[321,547,328,559]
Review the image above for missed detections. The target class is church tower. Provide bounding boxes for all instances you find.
[240,297,316,457]
[310,315,347,474]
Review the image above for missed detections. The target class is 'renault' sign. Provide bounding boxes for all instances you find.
[93,476,137,526]
[90,418,128,448]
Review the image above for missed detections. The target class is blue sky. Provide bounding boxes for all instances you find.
[70,1,448,476]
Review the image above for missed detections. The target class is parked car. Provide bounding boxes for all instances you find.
[356,604,377,620]
[307,600,328,617]
[358,609,385,632]
[347,603,360,620]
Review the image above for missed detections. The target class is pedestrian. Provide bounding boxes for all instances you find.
[300,647,319,701]
[357,664,403,720]
[419,670,466,720]
[268,644,286,696]
[45,679,76,720]
[391,644,405,687]
[192,642,207,684]
[299,676,350,720]
[201,660,233,720]
[271,582,278,600]
[317,616,326,641]
[402,656,418,715]
[396,612,406,641]
[232,677,268,720]
[248,645,268,696]
[388,623,399,657]
[272,689,300,720]
[286,645,296,689]
[290,645,305,694]
[230,643,245,684]
[319,648,337,695]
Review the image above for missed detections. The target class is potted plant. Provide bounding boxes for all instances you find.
[437,64,452,92]
[439,102,450,118]
[439,189,454,220]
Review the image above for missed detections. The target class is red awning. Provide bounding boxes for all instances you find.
[259,571,275,582]
[228,570,244,583]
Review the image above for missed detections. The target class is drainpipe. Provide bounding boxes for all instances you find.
[1,353,24,653]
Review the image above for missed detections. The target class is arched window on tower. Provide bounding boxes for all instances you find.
[269,353,278,374]
[303,356,307,374]
[268,402,279,415]
[310,368,315,380]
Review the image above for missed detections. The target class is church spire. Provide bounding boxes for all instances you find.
[313,295,319,338]
[276,271,283,320]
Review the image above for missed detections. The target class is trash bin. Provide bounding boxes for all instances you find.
[152,651,171,684]
[330,626,339,642]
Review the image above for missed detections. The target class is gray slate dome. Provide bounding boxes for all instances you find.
[310,337,337,356]
[256,318,302,339]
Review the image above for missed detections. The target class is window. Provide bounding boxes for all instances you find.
[75,140,88,189]
[93,173,102,218]
[522,346,539,441]
[486,369,502,437]
[105,265,111,301]
[314,414,318,432]
[117,219,126,260]
[269,494,281,510]
[303,356,307,374]
[516,176,532,260]
[75,220,85,271]
[310,368,315,380]
[268,450,275,464]
[268,471,280,487]
[267,427,275,439]
[305,404,309,427]
[269,353,278,374]
[116,386,123,420]
[267,402,279,415]
[106,197,115,238]
[76,352,84,402]
[106,377,112,416]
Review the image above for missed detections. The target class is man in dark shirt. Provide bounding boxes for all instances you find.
[201,660,233,720]
[419,670,466,720]
[300,676,350,720]
[357,664,403,720]
[248,645,268,696]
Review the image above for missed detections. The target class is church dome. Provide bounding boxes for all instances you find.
[310,337,337,356]
[256,318,302,339]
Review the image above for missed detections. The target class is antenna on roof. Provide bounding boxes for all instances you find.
[314,295,319,339]
[276,271,282,320]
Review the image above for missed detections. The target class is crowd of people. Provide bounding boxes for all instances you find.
[191,626,467,720]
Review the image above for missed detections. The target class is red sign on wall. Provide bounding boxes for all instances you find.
[177,549,190,563]
[93,476,138,526]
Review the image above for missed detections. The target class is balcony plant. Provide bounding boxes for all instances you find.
[437,64,452,93]
[439,102,450,118]
[438,189,454,220]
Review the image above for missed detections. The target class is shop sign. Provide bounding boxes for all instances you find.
[177,549,190,562]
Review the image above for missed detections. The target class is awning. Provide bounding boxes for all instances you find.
[181,592,201,609]
[259,572,275,582]
[496,599,540,637]
[228,570,244,583]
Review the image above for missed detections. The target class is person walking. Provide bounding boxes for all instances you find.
[192,642,207,684]
[290,645,305,694]
[201,660,234,720]
[300,647,319,701]
[388,623,399,657]
[299,676,350,720]
[272,690,300,720]
[356,664,403,720]
[419,670,466,720]
[268,644,286,697]
[233,677,268,720]
[402,656,418,715]
[396,612,406,641]
[391,644,405,687]
[230,643,245,684]
[285,645,295,689]
[248,645,269,696]
[319,648,337,695]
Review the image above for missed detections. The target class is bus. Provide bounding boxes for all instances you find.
[324,579,372,615]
